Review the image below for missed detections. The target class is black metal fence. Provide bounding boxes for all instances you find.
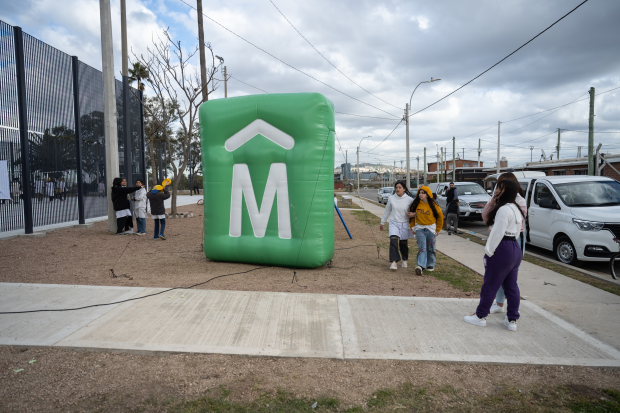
[0,20,145,233]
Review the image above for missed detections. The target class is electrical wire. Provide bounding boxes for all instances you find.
[268,0,401,110]
[229,75,269,93]
[335,112,397,120]
[563,130,620,133]
[176,0,400,119]
[0,266,271,315]
[407,0,590,119]
[363,120,404,153]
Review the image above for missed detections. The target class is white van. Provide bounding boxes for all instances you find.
[493,175,620,265]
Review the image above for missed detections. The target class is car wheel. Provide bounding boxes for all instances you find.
[554,236,580,266]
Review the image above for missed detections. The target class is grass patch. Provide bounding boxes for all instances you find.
[154,383,620,412]
[457,234,620,297]
[351,210,381,226]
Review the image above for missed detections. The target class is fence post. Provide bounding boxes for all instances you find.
[13,27,33,234]
[139,90,146,183]
[71,56,86,225]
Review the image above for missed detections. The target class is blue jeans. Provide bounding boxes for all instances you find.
[496,233,523,304]
[415,228,436,269]
[153,218,166,238]
[136,218,146,234]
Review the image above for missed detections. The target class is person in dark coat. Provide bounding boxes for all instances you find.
[111,177,143,235]
[147,185,170,240]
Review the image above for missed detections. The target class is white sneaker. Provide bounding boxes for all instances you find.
[402,261,408,268]
[390,262,398,270]
[490,303,505,314]
[504,317,517,331]
[415,266,423,275]
[464,314,486,327]
[123,229,134,234]
[426,267,434,272]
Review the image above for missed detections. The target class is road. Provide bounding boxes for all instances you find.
[352,189,613,277]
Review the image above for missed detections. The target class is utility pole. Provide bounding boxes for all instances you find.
[223,66,228,98]
[452,137,456,182]
[405,103,411,190]
[577,146,582,158]
[356,146,360,194]
[416,156,420,188]
[197,0,208,102]
[120,0,132,186]
[100,0,120,233]
[588,87,595,175]
[423,148,427,185]
[556,128,561,160]
[462,148,465,161]
[529,146,534,162]
[393,160,396,186]
[477,139,481,167]
[496,121,501,174]
[345,150,348,182]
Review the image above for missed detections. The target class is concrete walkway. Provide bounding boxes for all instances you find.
[346,194,620,351]
[1,283,619,366]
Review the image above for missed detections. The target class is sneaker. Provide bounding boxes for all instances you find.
[456,231,464,235]
[390,262,398,270]
[116,232,125,235]
[426,267,434,272]
[448,231,452,235]
[504,317,517,331]
[159,234,166,240]
[136,232,145,236]
[490,303,505,314]
[464,314,486,327]
[415,266,423,275]
[123,229,134,235]
[402,260,408,269]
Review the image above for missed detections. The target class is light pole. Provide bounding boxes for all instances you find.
[215,55,226,97]
[356,135,371,195]
[529,146,534,163]
[406,78,440,191]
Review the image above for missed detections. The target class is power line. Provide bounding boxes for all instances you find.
[268,0,401,110]
[176,0,400,118]
[563,130,620,133]
[335,112,397,120]
[229,75,269,93]
[407,0,590,119]
[363,120,404,153]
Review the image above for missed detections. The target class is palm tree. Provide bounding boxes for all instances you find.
[128,62,149,91]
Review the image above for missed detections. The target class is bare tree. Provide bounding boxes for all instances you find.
[133,29,218,214]
[143,96,179,186]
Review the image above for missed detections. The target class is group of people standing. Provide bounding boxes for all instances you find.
[111,178,170,240]
[379,172,527,332]
[33,176,68,202]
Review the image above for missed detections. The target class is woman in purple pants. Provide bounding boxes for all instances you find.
[464,180,525,331]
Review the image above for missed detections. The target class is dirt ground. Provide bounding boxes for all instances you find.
[0,206,478,298]
[2,346,620,412]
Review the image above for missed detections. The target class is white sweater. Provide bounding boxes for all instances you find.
[381,193,414,225]
[485,203,523,257]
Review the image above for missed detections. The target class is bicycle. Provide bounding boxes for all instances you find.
[611,237,620,280]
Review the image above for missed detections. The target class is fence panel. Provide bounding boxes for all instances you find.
[0,22,24,232]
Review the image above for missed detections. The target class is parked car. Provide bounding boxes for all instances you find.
[377,187,394,204]
[435,182,491,221]
[486,174,620,266]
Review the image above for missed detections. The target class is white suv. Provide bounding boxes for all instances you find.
[516,176,620,265]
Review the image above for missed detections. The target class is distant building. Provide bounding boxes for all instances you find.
[427,159,483,172]
[340,163,352,180]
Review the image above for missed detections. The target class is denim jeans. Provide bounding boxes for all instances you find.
[153,218,166,238]
[496,233,523,304]
[415,228,436,269]
[136,218,146,234]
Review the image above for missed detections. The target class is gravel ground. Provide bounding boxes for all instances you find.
[2,346,620,412]
[0,206,475,298]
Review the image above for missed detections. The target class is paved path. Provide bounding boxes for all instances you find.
[1,283,619,366]
[346,194,620,350]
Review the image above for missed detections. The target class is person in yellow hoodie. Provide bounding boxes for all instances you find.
[408,186,443,275]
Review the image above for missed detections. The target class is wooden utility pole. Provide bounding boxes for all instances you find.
[423,147,427,185]
[478,139,481,167]
[588,87,595,175]
[452,137,455,182]
[197,0,208,102]
[557,128,561,159]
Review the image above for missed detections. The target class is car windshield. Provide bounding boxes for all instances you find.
[455,185,487,195]
[382,188,392,194]
[552,180,620,207]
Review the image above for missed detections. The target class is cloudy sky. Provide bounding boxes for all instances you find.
[3,0,619,169]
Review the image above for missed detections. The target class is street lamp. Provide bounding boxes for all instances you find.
[215,55,227,97]
[405,78,441,190]
[356,135,371,195]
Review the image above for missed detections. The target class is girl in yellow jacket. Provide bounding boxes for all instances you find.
[408,186,443,275]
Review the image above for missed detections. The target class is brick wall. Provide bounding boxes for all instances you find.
[539,160,620,180]
[427,159,482,172]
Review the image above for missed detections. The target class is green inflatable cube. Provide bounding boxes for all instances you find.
[200,93,335,268]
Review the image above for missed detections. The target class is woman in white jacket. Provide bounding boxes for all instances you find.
[379,181,414,270]
[131,178,147,235]
[464,180,525,332]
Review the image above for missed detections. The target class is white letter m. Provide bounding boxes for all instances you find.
[229,163,291,239]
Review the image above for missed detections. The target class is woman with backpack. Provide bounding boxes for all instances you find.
[408,186,443,275]
[464,179,525,332]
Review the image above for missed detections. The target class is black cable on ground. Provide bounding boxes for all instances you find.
[0,266,271,315]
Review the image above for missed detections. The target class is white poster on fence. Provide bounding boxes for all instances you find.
[0,160,10,200]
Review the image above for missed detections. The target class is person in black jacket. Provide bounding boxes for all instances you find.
[147,184,170,240]
[111,177,143,235]
[446,197,460,235]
